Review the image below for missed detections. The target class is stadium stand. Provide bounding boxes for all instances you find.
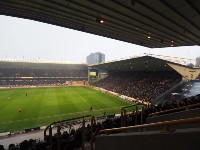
[91,71,182,103]
[0,61,88,87]
[97,97,200,150]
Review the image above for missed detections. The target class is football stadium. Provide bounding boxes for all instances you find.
[0,1,200,150]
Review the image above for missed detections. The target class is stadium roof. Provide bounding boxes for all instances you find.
[0,59,86,65]
[0,60,87,69]
[90,56,192,72]
[0,0,200,48]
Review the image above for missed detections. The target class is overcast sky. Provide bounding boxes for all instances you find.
[0,15,199,64]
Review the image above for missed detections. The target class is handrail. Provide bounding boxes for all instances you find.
[44,115,92,150]
[121,103,147,110]
[99,116,200,135]
[121,103,147,127]
[90,116,95,150]
[44,115,91,138]
[149,103,200,117]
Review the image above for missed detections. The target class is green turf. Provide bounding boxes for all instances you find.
[0,86,132,133]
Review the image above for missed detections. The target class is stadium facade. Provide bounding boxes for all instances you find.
[1,56,200,87]
[0,61,88,86]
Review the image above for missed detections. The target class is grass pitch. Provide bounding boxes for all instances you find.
[0,86,132,133]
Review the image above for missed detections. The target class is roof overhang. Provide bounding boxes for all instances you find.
[0,0,200,48]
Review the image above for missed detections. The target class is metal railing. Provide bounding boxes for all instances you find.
[99,117,200,135]
[121,103,147,127]
[44,115,95,150]
[149,103,200,117]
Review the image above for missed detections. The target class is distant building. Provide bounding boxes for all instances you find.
[195,56,200,67]
[86,52,105,65]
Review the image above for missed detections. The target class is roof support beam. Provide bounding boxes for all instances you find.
[160,0,200,41]
[136,0,200,43]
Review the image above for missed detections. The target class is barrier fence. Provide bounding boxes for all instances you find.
[44,115,95,150]
[149,103,200,117]
[99,117,200,135]
[121,103,148,127]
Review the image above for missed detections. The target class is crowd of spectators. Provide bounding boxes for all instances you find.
[0,139,46,150]
[91,71,182,102]
[0,79,88,87]
[146,94,200,115]
[0,80,67,87]
[0,68,87,78]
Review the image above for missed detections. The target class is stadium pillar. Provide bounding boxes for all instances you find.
[88,67,90,83]
[121,108,124,127]
[135,106,138,125]
[121,108,127,127]
[82,118,85,150]
[49,126,53,150]
[57,125,61,150]
[90,116,95,150]
[124,109,127,126]
[141,106,144,125]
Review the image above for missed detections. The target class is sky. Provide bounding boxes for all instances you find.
[0,15,200,64]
